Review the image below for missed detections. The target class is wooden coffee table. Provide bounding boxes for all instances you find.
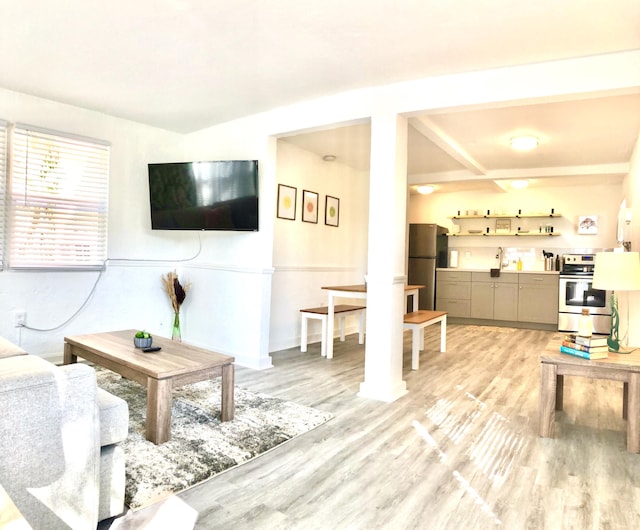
[64,329,235,444]
[540,337,640,453]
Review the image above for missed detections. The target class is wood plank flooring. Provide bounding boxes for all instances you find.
[105,325,640,529]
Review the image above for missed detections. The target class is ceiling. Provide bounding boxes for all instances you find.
[282,92,640,193]
[1,1,640,192]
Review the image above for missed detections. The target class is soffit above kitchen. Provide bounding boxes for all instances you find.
[281,91,640,193]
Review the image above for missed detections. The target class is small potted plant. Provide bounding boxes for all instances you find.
[133,330,152,348]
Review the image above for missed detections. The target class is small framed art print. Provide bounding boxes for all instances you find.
[302,190,319,223]
[277,184,297,220]
[325,195,340,227]
[578,215,598,234]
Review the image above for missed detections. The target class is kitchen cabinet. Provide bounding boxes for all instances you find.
[435,270,471,318]
[517,274,559,324]
[436,269,559,327]
[470,272,518,320]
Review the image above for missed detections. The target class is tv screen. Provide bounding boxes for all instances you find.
[148,160,259,231]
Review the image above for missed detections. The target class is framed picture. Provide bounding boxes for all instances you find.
[277,184,296,220]
[578,215,598,234]
[302,190,319,223]
[495,218,511,234]
[325,195,340,227]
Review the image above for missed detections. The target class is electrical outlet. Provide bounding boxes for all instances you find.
[13,311,26,327]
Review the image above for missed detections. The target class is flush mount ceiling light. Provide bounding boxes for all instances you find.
[416,185,435,195]
[510,135,539,151]
[511,180,529,189]
[322,154,337,162]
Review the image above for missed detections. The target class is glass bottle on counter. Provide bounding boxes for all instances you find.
[578,308,593,338]
[516,257,523,271]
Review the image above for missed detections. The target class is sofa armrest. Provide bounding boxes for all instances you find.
[97,388,129,446]
[0,335,27,359]
[0,355,101,529]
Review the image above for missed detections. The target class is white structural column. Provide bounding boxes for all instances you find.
[358,112,409,402]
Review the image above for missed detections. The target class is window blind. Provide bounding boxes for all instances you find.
[9,124,110,270]
[0,120,7,270]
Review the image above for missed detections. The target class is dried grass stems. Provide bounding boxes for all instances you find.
[162,270,191,313]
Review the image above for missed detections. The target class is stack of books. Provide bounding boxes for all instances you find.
[560,334,609,360]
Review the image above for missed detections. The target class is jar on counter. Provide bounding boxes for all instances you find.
[578,308,593,338]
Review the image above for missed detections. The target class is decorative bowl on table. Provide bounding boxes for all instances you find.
[133,331,152,349]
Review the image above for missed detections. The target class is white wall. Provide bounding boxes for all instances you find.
[270,141,369,351]
[0,88,190,360]
[181,116,278,368]
[624,134,640,345]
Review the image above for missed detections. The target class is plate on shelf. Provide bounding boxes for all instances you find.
[468,229,483,234]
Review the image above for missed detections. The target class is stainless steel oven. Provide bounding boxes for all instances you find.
[558,254,611,334]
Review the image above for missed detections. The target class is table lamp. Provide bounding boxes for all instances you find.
[592,251,640,353]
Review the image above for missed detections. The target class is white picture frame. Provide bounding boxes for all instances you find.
[578,215,598,234]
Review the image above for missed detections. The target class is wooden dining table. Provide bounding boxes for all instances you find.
[320,283,424,359]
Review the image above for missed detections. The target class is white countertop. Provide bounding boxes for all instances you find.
[437,268,559,275]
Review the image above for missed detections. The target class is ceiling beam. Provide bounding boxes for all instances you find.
[488,163,630,179]
[409,116,486,176]
[407,162,630,185]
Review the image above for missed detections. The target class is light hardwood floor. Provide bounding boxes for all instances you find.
[107,325,640,529]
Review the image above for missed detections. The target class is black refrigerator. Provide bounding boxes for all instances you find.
[407,224,449,310]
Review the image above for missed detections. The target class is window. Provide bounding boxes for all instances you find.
[9,124,109,270]
[0,121,6,269]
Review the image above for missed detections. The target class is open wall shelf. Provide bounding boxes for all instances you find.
[449,213,561,220]
[448,211,562,237]
[448,232,561,237]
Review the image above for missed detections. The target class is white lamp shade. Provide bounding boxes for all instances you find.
[592,251,640,291]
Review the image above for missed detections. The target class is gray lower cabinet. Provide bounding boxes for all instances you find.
[436,270,558,325]
[470,272,518,320]
[436,271,471,317]
[517,274,559,324]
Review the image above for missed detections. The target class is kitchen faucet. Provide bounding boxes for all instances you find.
[496,247,503,269]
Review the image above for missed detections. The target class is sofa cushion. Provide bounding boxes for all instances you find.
[97,388,129,446]
[0,335,28,359]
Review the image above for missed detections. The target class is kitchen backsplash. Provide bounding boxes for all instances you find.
[447,246,610,271]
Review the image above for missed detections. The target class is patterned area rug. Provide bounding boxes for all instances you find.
[95,369,333,511]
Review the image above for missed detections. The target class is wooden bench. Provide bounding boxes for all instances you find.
[300,304,366,357]
[403,310,447,370]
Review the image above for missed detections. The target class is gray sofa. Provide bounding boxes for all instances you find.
[0,335,129,529]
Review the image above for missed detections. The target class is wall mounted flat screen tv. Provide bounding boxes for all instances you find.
[148,160,259,231]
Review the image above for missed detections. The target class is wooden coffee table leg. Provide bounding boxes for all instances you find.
[63,342,77,364]
[221,363,235,422]
[146,377,172,444]
[539,362,557,438]
[627,373,640,453]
